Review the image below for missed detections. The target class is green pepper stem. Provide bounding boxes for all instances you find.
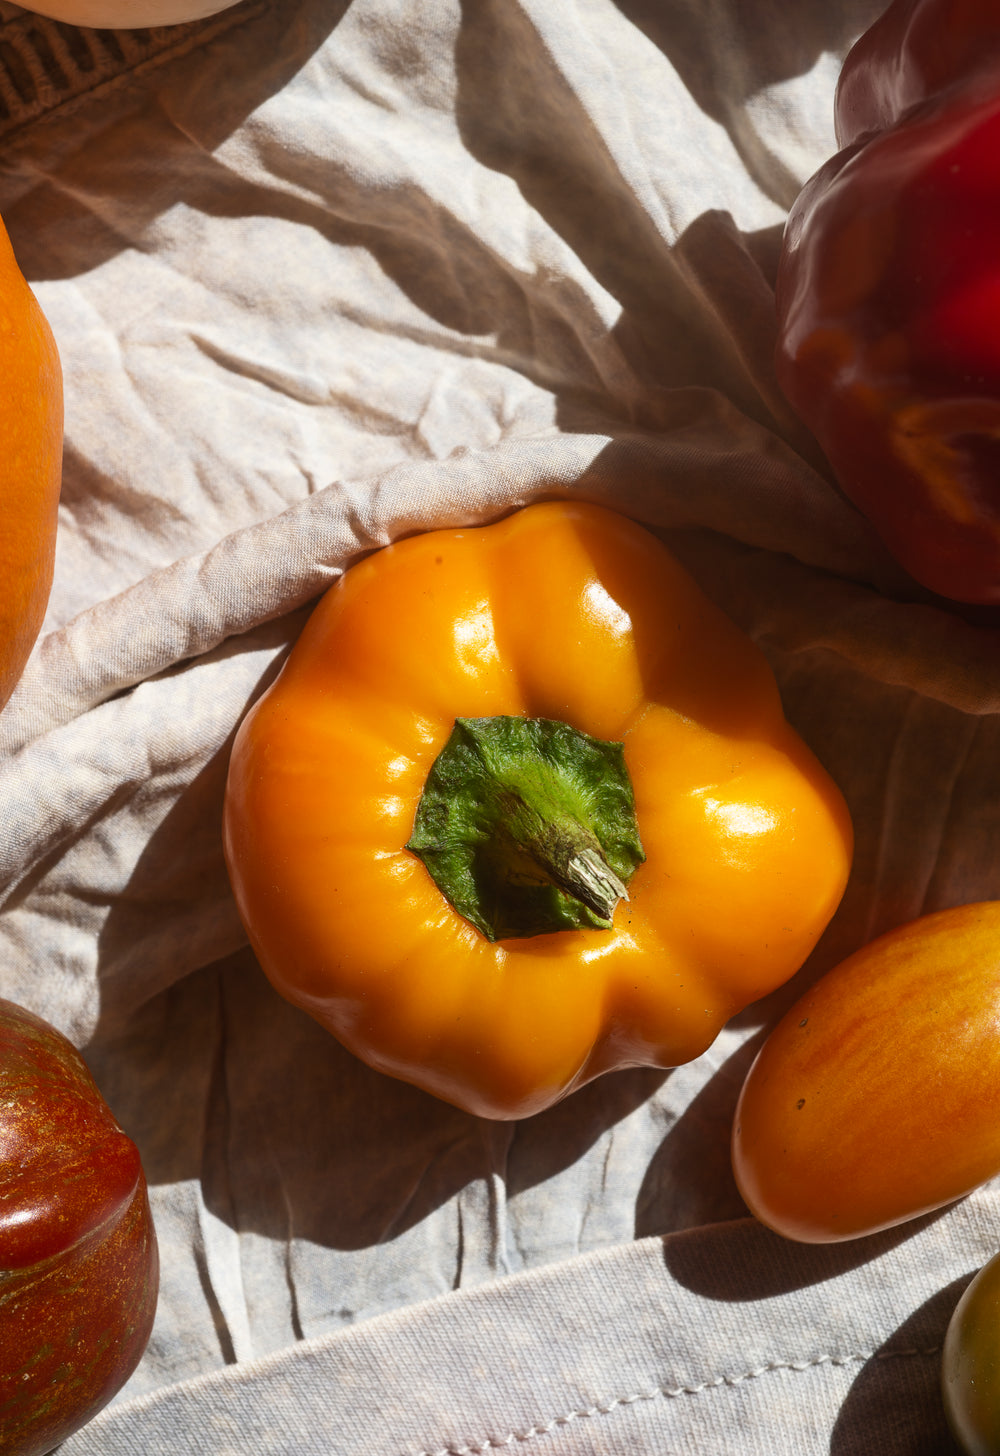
[407,716,644,942]
[564,848,631,921]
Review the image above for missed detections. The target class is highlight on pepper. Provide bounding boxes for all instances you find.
[222,500,853,1120]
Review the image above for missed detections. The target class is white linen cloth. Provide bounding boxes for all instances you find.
[0,0,993,1449]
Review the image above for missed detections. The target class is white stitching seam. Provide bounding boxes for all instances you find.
[414,1345,943,1456]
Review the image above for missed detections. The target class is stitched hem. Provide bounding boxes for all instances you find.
[0,0,266,142]
[415,1345,944,1456]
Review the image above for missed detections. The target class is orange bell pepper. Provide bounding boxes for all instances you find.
[223,502,852,1119]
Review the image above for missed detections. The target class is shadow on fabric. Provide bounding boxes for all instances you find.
[660,1208,960,1303]
[610,0,885,208]
[88,939,673,1250]
[0,0,353,282]
[634,1031,763,1238]
[452,0,834,476]
[454,0,774,428]
[829,1276,969,1456]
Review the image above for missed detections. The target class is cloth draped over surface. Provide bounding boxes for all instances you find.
[0,0,991,1450]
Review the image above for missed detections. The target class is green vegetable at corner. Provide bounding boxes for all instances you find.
[944,1250,1000,1455]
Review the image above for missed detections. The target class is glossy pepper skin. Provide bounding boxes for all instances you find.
[223,501,852,1120]
[776,0,1000,603]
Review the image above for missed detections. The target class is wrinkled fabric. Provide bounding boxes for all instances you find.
[0,0,993,1451]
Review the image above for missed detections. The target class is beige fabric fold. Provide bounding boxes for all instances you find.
[0,1,991,1452]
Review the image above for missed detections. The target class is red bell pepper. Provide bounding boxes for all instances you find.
[776,0,1000,603]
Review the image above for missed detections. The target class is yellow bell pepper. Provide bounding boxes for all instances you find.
[223,501,852,1119]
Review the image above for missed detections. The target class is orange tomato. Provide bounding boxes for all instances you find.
[0,218,62,714]
[732,902,1000,1242]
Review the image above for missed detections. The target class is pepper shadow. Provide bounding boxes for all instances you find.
[634,1030,763,1239]
[196,970,670,1253]
[81,623,670,1253]
[829,1276,970,1456]
[88,939,673,1251]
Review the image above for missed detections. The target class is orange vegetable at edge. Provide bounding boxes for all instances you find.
[0,217,62,713]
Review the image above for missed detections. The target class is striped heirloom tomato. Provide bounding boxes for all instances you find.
[733,903,1000,1243]
[0,999,158,1455]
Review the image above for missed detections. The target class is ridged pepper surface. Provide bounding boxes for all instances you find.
[224,502,852,1119]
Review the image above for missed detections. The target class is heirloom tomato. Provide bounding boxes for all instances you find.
[733,902,1000,1242]
[0,998,158,1455]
